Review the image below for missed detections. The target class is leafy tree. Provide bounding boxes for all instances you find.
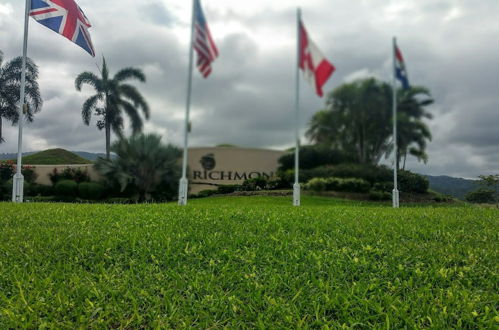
[75,58,150,159]
[307,78,392,164]
[307,77,433,168]
[465,175,499,205]
[0,50,42,144]
[278,145,353,171]
[465,189,496,204]
[478,174,499,193]
[95,133,181,202]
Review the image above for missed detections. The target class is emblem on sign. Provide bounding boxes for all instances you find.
[200,153,216,171]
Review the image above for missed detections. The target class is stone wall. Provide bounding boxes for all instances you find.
[30,147,286,194]
[32,164,99,185]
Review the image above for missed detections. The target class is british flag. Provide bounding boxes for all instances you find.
[29,0,95,57]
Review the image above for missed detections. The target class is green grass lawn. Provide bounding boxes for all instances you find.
[0,196,497,328]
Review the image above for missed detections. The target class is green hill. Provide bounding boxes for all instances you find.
[427,175,478,200]
[20,148,92,165]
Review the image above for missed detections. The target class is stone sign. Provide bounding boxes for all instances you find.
[188,147,285,193]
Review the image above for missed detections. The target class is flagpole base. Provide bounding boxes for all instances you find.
[178,177,188,206]
[293,183,301,207]
[12,173,24,203]
[392,189,400,208]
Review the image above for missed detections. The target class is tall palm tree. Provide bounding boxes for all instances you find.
[75,58,150,159]
[0,51,42,144]
[396,86,434,169]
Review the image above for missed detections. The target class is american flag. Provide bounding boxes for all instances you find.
[193,0,218,78]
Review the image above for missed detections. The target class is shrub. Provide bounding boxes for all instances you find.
[49,168,91,185]
[217,185,240,194]
[55,180,78,197]
[465,189,496,204]
[278,146,353,171]
[305,177,371,193]
[28,196,56,203]
[337,178,371,193]
[325,177,341,191]
[78,182,105,200]
[242,177,267,191]
[304,178,328,192]
[0,161,37,184]
[283,164,394,186]
[23,183,36,197]
[369,190,392,201]
[265,177,290,190]
[325,164,392,184]
[21,166,38,184]
[373,182,394,193]
[0,161,15,182]
[197,189,218,198]
[105,197,135,204]
[399,171,429,194]
[34,184,54,197]
[0,180,12,201]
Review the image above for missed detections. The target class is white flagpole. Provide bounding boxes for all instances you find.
[12,0,31,203]
[392,37,400,208]
[178,0,196,206]
[293,8,302,207]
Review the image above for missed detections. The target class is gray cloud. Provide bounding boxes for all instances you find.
[139,1,176,27]
[0,0,498,179]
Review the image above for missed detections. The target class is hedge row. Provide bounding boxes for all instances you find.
[304,177,371,193]
[281,163,429,194]
[0,180,106,201]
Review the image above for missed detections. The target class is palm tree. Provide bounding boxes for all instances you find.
[75,58,150,159]
[0,51,42,144]
[396,86,434,169]
[95,133,181,202]
[307,78,393,164]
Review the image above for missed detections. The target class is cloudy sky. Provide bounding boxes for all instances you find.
[0,0,498,178]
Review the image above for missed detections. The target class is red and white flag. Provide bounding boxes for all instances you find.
[299,21,335,97]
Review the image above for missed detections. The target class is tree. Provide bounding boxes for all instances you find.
[307,77,433,168]
[75,58,150,159]
[465,175,499,205]
[278,145,354,171]
[0,51,42,144]
[307,78,392,164]
[95,134,181,202]
[396,86,434,169]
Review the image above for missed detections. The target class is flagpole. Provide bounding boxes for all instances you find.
[12,0,31,203]
[293,8,302,207]
[392,36,400,208]
[178,0,196,206]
